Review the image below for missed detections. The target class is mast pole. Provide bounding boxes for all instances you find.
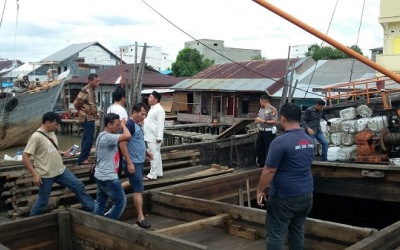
[252,0,400,83]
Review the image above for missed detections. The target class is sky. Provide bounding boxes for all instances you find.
[0,0,383,63]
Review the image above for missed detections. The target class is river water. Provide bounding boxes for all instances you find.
[0,133,83,160]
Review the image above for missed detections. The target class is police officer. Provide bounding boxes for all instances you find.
[255,94,278,167]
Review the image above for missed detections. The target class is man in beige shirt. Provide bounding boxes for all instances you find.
[23,112,94,216]
[73,73,100,165]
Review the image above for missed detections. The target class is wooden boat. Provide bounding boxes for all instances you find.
[0,77,67,150]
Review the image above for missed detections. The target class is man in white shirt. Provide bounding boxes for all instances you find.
[107,87,128,121]
[143,91,165,180]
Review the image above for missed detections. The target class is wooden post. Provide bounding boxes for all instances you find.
[280,45,291,109]
[238,187,244,206]
[246,179,251,207]
[136,43,147,103]
[58,211,73,250]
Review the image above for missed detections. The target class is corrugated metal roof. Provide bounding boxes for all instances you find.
[66,64,184,87]
[2,63,44,77]
[297,59,375,86]
[171,78,277,92]
[40,42,97,63]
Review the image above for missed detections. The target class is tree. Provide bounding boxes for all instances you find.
[171,48,214,77]
[305,44,364,61]
[251,54,265,60]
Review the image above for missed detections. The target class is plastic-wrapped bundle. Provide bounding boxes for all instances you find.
[331,132,344,146]
[320,121,328,133]
[342,120,357,134]
[328,118,344,133]
[337,146,358,161]
[342,133,355,146]
[355,118,369,132]
[327,146,341,161]
[340,107,357,120]
[356,105,373,118]
[324,132,332,144]
[367,116,388,132]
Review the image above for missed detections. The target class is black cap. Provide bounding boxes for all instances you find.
[151,91,162,101]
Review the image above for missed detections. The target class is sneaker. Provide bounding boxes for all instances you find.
[136,219,151,229]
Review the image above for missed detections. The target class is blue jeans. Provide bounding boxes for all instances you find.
[94,179,126,220]
[30,169,95,216]
[266,193,313,250]
[311,131,328,161]
[77,120,95,164]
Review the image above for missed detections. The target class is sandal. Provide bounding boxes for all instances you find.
[143,177,155,181]
[136,219,151,229]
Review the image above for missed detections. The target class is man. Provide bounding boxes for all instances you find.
[93,113,131,220]
[301,99,331,161]
[257,103,314,250]
[73,73,100,165]
[143,91,165,181]
[119,103,153,228]
[255,94,278,167]
[107,87,128,122]
[23,112,94,216]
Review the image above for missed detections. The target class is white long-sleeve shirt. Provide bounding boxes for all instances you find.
[144,103,165,142]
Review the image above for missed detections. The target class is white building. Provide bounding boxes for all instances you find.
[184,39,262,64]
[119,43,174,71]
[291,44,312,58]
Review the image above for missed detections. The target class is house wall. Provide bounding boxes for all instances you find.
[120,44,174,71]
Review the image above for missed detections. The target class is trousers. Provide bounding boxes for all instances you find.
[146,141,163,179]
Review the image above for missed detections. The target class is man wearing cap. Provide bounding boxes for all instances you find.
[255,94,278,167]
[143,91,165,180]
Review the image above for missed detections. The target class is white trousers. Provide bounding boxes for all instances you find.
[147,142,163,179]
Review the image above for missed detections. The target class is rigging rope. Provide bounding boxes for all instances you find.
[141,0,326,99]
[12,0,19,63]
[0,0,7,29]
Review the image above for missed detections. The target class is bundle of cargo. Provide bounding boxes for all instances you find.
[340,107,357,120]
[337,145,358,161]
[356,104,373,118]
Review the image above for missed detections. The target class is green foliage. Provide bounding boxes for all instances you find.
[305,44,364,61]
[171,48,214,77]
[251,54,265,60]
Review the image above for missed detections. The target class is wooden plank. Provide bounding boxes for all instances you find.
[155,214,232,236]
[68,208,208,250]
[313,160,400,172]
[346,220,400,250]
[0,244,10,250]
[58,211,73,250]
[227,224,259,241]
[216,119,254,139]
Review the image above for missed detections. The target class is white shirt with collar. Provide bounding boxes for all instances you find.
[144,103,165,142]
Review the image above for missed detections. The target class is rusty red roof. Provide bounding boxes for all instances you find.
[66,64,184,87]
[193,58,303,79]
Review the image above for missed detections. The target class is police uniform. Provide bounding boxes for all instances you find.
[256,105,278,167]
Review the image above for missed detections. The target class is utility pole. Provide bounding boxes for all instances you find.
[136,43,147,103]
[280,45,291,109]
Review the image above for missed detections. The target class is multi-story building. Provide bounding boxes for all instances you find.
[291,44,312,58]
[119,43,174,71]
[184,39,261,64]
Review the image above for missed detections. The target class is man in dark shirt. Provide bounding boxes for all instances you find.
[301,99,330,161]
[257,103,314,250]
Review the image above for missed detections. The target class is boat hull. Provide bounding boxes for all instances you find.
[0,80,65,150]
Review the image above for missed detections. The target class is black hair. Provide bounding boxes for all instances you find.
[260,94,271,101]
[280,103,301,123]
[151,91,162,102]
[88,73,99,81]
[131,103,149,114]
[316,99,326,106]
[42,111,61,124]
[112,87,126,102]
[104,113,120,126]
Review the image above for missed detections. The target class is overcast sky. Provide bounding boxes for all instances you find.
[0,0,382,63]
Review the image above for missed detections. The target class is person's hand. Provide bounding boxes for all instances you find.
[146,150,154,160]
[32,174,42,186]
[257,191,266,208]
[156,139,162,144]
[121,119,127,126]
[127,162,135,174]
[255,117,264,124]
[307,128,315,135]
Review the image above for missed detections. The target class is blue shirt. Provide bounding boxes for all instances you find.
[266,128,314,199]
[126,119,146,164]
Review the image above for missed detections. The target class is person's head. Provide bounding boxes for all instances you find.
[279,103,302,130]
[42,111,61,132]
[104,113,121,133]
[131,103,149,123]
[148,91,162,106]
[259,94,271,108]
[88,73,100,88]
[112,87,126,105]
[315,99,326,111]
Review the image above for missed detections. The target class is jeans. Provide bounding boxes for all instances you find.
[256,131,276,166]
[77,120,95,164]
[94,178,126,220]
[30,169,94,216]
[311,131,328,161]
[266,193,313,250]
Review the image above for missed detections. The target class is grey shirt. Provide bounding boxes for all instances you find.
[258,105,278,128]
[301,106,328,133]
[94,132,120,181]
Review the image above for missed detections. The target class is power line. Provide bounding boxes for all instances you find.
[0,0,7,29]
[140,0,325,99]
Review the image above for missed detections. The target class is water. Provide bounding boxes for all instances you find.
[0,133,83,160]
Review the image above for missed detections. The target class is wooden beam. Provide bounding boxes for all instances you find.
[58,211,73,250]
[227,224,259,241]
[155,214,232,236]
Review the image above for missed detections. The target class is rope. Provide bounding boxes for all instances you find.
[230,136,241,167]
[12,0,19,62]
[141,0,326,99]
[0,0,6,29]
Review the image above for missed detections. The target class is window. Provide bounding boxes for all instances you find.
[57,67,61,74]
[241,98,249,114]
[214,43,218,46]
[64,66,68,72]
